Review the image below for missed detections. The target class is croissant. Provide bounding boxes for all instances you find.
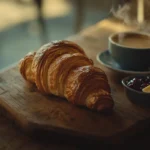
[19,40,114,112]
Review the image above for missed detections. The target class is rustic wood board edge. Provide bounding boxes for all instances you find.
[0,67,150,145]
[0,94,109,141]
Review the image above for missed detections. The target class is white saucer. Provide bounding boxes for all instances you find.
[96,50,150,75]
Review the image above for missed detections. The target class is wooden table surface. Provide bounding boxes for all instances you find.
[0,18,150,150]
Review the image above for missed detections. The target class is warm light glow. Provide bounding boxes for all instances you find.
[137,0,144,23]
[0,0,71,31]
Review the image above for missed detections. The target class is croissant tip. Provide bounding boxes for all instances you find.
[93,96,114,113]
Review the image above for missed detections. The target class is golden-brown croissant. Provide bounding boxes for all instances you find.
[19,40,114,112]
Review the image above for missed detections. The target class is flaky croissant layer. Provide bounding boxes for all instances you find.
[19,40,114,112]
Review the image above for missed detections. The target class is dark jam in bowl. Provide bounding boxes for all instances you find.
[126,76,150,92]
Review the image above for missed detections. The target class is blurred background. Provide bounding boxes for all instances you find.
[0,0,115,70]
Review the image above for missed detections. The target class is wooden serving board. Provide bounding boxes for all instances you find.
[0,19,150,143]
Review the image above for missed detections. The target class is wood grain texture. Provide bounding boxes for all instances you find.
[0,18,150,144]
[0,115,78,150]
